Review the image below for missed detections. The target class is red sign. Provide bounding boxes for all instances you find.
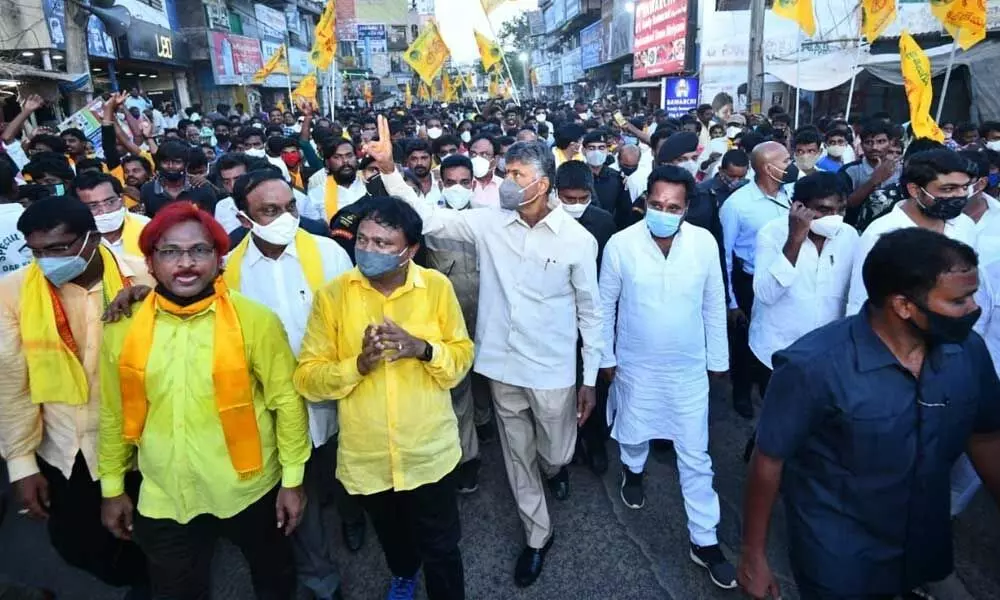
[632,0,688,79]
[208,31,264,85]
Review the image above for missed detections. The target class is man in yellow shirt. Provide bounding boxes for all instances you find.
[73,171,150,259]
[294,196,475,600]
[0,196,152,595]
[98,201,311,599]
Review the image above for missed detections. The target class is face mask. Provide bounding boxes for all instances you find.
[620,165,638,177]
[252,123,264,130]
[622,135,637,146]
[767,162,799,185]
[95,206,127,234]
[245,148,266,158]
[38,231,95,286]
[356,247,408,279]
[989,173,1000,188]
[645,207,682,238]
[471,156,492,179]
[216,134,230,144]
[561,200,590,219]
[826,144,846,158]
[161,169,185,182]
[795,154,819,171]
[281,151,302,169]
[585,150,608,167]
[535,113,546,123]
[916,188,968,220]
[907,301,981,345]
[720,174,748,191]
[726,126,742,139]
[442,185,473,210]
[987,140,1000,152]
[427,127,443,139]
[460,131,472,144]
[499,177,540,210]
[241,211,299,246]
[809,214,843,238]
[677,159,699,177]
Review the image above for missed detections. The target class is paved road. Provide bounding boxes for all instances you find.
[2,381,999,599]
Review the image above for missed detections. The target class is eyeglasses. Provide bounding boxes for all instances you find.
[23,233,85,258]
[83,196,122,213]
[153,245,217,262]
[469,150,494,160]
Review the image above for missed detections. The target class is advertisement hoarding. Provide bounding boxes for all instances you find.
[208,31,264,85]
[632,0,687,79]
[580,20,603,70]
[663,76,699,118]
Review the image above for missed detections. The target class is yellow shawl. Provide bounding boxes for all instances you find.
[20,245,130,405]
[223,228,325,292]
[324,174,339,222]
[118,277,263,479]
[121,214,144,257]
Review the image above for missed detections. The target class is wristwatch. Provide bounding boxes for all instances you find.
[419,341,433,362]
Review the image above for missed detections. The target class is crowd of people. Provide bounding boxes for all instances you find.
[0,86,998,600]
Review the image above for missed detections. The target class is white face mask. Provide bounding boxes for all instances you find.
[809,214,843,238]
[95,206,127,234]
[471,155,492,179]
[442,184,473,210]
[987,140,1000,152]
[241,211,299,246]
[245,148,266,158]
[561,200,590,219]
[825,144,846,158]
[585,149,607,167]
[460,131,472,144]
[726,126,742,139]
[677,159,699,177]
[535,113,546,123]
[427,127,443,139]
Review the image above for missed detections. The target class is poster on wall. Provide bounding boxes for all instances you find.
[254,4,286,43]
[42,0,66,50]
[387,25,408,51]
[208,31,264,85]
[632,0,687,79]
[663,76,699,118]
[580,21,603,71]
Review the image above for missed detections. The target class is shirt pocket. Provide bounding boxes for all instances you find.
[840,408,914,476]
[521,257,570,301]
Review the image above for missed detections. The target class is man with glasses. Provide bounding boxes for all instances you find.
[468,135,503,209]
[73,171,150,259]
[0,196,152,597]
[98,201,311,599]
[305,139,367,226]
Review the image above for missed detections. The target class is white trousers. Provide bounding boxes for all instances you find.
[951,453,981,517]
[619,439,721,547]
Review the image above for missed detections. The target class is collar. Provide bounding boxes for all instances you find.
[474,175,501,190]
[851,304,962,373]
[244,234,297,267]
[749,180,789,206]
[504,203,565,234]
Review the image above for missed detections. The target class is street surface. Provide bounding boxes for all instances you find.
[1,381,998,599]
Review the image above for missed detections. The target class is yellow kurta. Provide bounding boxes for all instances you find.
[98,291,311,524]
[293,264,474,495]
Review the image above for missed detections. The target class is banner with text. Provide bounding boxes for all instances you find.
[632,0,687,79]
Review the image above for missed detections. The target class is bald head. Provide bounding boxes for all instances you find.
[619,144,641,163]
[750,141,789,172]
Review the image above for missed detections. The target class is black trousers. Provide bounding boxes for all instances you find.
[38,453,147,589]
[730,266,773,402]
[357,472,464,600]
[580,377,610,447]
[133,486,295,600]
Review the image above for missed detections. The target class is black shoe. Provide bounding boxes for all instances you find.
[733,396,754,420]
[588,440,608,475]
[456,459,480,494]
[342,517,366,553]
[514,535,554,587]
[619,468,645,509]
[476,422,497,444]
[690,543,737,589]
[547,467,569,501]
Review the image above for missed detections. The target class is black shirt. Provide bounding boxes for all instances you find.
[576,204,616,272]
[757,308,1000,596]
[141,178,219,218]
[591,166,634,231]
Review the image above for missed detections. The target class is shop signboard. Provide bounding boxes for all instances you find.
[561,47,582,83]
[387,25,408,51]
[632,0,687,79]
[208,31,264,85]
[41,0,66,50]
[254,4,287,43]
[285,5,303,37]
[124,20,190,67]
[87,15,116,59]
[580,20,603,70]
[663,76,698,118]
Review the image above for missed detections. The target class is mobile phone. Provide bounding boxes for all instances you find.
[614,111,627,127]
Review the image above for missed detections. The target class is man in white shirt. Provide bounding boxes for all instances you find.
[214,153,251,233]
[961,150,1000,261]
[404,139,442,207]
[750,172,858,379]
[369,119,602,588]
[0,161,30,276]
[719,141,797,418]
[72,172,150,259]
[160,103,180,131]
[304,140,367,224]
[599,165,734,590]
[225,170,361,600]
[847,149,978,315]
[469,135,503,209]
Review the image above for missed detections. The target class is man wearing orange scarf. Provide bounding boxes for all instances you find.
[98,201,311,599]
[0,196,152,594]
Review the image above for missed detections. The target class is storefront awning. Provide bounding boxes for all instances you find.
[617,81,662,89]
[0,61,85,83]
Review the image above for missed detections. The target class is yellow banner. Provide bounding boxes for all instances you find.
[488,72,499,97]
[310,0,337,70]
[292,73,318,104]
[899,31,944,142]
[474,30,502,73]
[363,81,373,104]
[862,0,896,41]
[404,22,451,86]
[772,0,816,36]
[930,0,986,50]
[480,0,507,15]
[253,44,287,83]
[442,71,459,102]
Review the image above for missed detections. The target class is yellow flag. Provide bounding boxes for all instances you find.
[899,31,944,142]
[530,67,538,86]
[253,44,287,83]
[418,82,430,101]
[861,0,896,42]
[930,0,986,50]
[363,81,373,105]
[310,0,337,69]
[405,82,413,108]
[488,73,499,97]
[465,73,475,92]
[772,0,816,36]
[474,30,503,73]
[292,73,318,104]
[480,0,507,15]
[442,71,459,102]
[403,22,451,86]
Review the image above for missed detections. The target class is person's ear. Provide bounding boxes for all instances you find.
[236,210,253,229]
[890,294,919,322]
[905,182,922,201]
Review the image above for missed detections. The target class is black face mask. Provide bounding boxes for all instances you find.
[161,170,185,183]
[620,165,638,177]
[916,190,968,221]
[767,162,799,185]
[907,300,981,345]
[216,134,230,144]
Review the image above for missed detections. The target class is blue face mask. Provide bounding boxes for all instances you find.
[356,247,408,279]
[989,173,1000,188]
[622,135,638,147]
[645,207,683,238]
[37,231,95,286]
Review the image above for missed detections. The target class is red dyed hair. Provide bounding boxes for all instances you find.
[138,201,230,258]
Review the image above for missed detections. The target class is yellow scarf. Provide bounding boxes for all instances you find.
[223,229,325,292]
[118,277,263,480]
[121,214,144,256]
[324,174,339,222]
[290,169,304,191]
[20,245,130,405]
[554,147,582,167]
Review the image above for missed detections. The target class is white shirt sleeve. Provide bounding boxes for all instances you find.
[316,236,353,280]
[598,237,623,369]
[382,169,481,244]
[753,224,798,306]
[703,232,730,372]
[846,229,879,315]
[573,232,604,386]
[719,194,741,310]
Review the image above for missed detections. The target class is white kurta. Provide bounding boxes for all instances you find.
[599,221,729,446]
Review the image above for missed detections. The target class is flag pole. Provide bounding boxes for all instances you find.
[935,29,959,123]
[481,9,521,105]
[794,28,802,129]
[844,38,865,121]
[283,41,293,110]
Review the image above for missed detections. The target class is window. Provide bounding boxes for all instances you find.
[136,0,164,11]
